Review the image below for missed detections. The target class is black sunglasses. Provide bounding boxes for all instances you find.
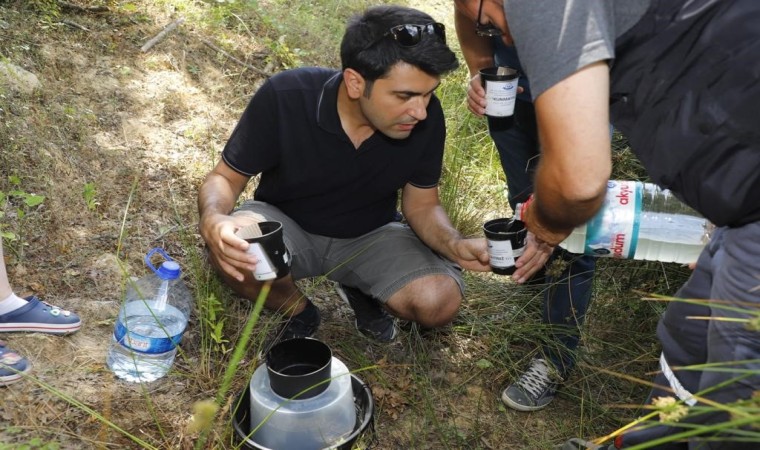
[475,0,503,37]
[362,23,446,51]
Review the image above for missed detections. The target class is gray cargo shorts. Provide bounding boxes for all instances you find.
[233,200,464,303]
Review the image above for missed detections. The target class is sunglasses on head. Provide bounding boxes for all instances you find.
[362,22,446,51]
[475,0,503,37]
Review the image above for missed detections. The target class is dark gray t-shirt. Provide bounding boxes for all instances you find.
[504,0,650,100]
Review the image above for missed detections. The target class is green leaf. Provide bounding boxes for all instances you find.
[24,194,45,207]
[475,358,493,369]
[1,231,18,240]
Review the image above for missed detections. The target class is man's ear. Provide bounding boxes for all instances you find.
[343,68,366,100]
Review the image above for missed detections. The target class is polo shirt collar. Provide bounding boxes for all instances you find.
[316,71,344,135]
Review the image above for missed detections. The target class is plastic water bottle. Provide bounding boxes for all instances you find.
[519,181,714,264]
[106,248,193,382]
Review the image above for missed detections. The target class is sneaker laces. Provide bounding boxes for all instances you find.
[515,359,556,399]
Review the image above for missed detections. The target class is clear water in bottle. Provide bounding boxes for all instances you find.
[635,212,710,263]
[107,300,187,382]
[106,248,193,383]
[564,212,710,264]
[558,181,713,264]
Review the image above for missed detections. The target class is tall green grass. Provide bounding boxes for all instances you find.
[437,67,510,236]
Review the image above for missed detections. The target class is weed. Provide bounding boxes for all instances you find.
[0,437,61,450]
[83,182,98,212]
[263,35,301,70]
[26,0,60,26]
[0,175,45,259]
[199,292,231,354]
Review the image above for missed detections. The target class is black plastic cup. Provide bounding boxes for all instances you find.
[483,218,527,275]
[240,221,291,281]
[479,66,519,119]
[266,337,332,399]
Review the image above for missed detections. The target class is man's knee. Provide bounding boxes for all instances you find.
[387,276,463,328]
[416,294,461,328]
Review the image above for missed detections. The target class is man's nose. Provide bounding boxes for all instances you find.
[408,97,428,120]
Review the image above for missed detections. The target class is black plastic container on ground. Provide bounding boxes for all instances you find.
[266,337,332,399]
[232,374,375,450]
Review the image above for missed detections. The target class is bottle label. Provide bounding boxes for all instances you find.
[488,239,525,268]
[246,242,277,281]
[114,320,182,354]
[583,180,642,258]
[484,78,518,117]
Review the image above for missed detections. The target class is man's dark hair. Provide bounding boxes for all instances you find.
[340,5,459,82]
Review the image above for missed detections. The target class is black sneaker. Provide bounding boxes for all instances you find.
[501,357,561,411]
[263,299,321,353]
[335,284,398,343]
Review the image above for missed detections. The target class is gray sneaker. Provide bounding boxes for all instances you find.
[501,358,560,411]
[335,284,398,343]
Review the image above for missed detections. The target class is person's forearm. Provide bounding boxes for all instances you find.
[528,63,612,241]
[403,201,463,262]
[530,163,606,238]
[198,171,245,234]
[454,7,495,75]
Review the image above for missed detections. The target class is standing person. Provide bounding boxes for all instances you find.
[0,239,81,385]
[455,0,597,412]
[456,0,760,449]
[198,5,536,349]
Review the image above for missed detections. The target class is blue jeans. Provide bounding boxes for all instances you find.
[487,99,596,379]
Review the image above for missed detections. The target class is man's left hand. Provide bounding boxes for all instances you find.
[452,237,492,272]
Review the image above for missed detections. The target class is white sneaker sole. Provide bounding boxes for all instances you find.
[500,388,551,412]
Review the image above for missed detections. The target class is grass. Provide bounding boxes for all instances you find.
[437,66,509,235]
[1,0,758,449]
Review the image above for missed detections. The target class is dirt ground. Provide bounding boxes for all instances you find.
[0,0,282,445]
[0,1,648,449]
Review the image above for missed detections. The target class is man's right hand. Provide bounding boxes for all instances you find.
[466,73,487,117]
[201,211,264,282]
[197,159,257,282]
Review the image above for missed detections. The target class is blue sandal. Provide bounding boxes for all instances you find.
[0,296,81,334]
[0,339,30,386]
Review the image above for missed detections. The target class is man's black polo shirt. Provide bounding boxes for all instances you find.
[222,67,446,238]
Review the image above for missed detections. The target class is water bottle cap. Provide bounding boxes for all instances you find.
[156,261,181,280]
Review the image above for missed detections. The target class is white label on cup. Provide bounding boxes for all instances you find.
[247,242,277,281]
[488,240,525,268]
[484,78,518,117]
